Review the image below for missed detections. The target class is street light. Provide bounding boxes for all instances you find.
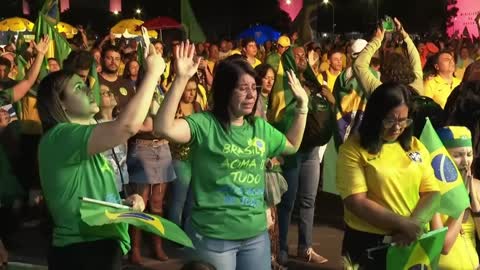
[136,9,142,14]
[113,10,119,15]
[322,0,335,35]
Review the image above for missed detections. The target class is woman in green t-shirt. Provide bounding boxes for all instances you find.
[36,43,165,270]
[154,41,308,270]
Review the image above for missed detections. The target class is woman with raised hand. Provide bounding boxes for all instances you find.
[154,41,308,270]
[36,41,164,270]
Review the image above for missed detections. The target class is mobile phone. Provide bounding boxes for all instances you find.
[382,16,395,32]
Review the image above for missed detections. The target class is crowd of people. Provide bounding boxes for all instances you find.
[1,14,480,270]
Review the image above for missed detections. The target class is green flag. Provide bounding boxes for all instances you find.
[136,42,145,68]
[88,62,101,106]
[40,0,60,24]
[80,198,194,248]
[181,0,206,43]
[420,118,470,219]
[387,227,447,270]
[34,6,71,79]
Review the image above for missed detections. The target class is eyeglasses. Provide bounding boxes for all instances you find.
[382,118,413,129]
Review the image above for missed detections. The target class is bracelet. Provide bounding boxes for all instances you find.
[295,106,308,114]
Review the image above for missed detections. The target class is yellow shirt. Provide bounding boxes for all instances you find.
[424,75,461,108]
[317,69,341,92]
[438,214,479,270]
[251,58,262,68]
[19,95,42,134]
[336,136,439,235]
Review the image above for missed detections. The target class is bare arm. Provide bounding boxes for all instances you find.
[431,212,464,255]
[12,36,50,102]
[88,41,165,155]
[410,191,441,225]
[281,71,309,155]
[154,41,200,144]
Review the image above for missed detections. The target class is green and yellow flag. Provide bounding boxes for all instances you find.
[420,118,470,219]
[387,227,447,270]
[80,198,193,248]
[88,62,101,106]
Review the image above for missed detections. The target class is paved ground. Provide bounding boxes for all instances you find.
[6,192,345,270]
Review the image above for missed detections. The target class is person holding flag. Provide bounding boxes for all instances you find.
[154,41,308,270]
[35,41,165,269]
[430,126,480,269]
[336,83,440,268]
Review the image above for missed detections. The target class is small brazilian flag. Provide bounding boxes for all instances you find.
[80,198,193,248]
[88,62,101,106]
[420,118,470,219]
[387,227,447,270]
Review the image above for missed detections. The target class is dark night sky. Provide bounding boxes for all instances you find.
[1,0,450,41]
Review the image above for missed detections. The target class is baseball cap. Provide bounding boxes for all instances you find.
[351,39,368,58]
[277,36,291,48]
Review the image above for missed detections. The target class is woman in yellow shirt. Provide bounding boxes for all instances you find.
[431,126,480,270]
[336,83,440,268]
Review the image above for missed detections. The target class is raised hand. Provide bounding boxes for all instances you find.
[375,27,385,41]
[175,40,200,79]
[33,35,50,55]
[394,17,408,38]
[286,70,308,108]
[145,43,166,77]
[307,50,319,67]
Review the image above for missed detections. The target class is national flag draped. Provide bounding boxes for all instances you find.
[40,0,60,24]
[80,199,194,248]
[420,118,470,219]
[181,0,206,43]
[386,227,447,270]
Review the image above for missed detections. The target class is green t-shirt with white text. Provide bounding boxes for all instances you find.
[186,112,286,240]
[38,123,130,254]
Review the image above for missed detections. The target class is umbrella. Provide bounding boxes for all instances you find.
[238,25,280,45]
[111,18,157,39]
[141,17,183,41]
[55,21,78,39]
[0,17,34,32]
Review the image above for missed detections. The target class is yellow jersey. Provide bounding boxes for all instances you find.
[336,136,440,235]
[424,75,461,109]
[438,214,479,270]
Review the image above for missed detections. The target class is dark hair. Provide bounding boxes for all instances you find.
[444,80,480,177]
[429,50,453,76]
[37,70,77,131]
[101,44,121,59]
[241,38,256,49]
[180,260,216,270]
[370,57,381,67]
[47,57,59,63]
[211,57,258,130]
[423,54,438,81]
[63,50,94,72]
[359,82,413,154]
[254,63,275,85]
[327,47,343,59]
[381,53,416,85]
[409,96,444,138]
[0,57,11,70]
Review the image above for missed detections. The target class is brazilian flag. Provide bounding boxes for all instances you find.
[387,227,447,270]
[420,118,470,219]
[80,198,193,248]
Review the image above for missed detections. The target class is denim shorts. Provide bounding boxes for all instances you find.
[127,143,176,184]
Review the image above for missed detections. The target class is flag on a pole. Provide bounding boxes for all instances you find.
[40,0,60,24]
[386,227,447,270]
[419,118,470,219]
[88,62,101,106]
[80,198,194,248]
[181,0,206,43]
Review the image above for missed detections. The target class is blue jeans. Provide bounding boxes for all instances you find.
[168,159,193,227]
[185,220,271,270]
[277,146,321,252]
